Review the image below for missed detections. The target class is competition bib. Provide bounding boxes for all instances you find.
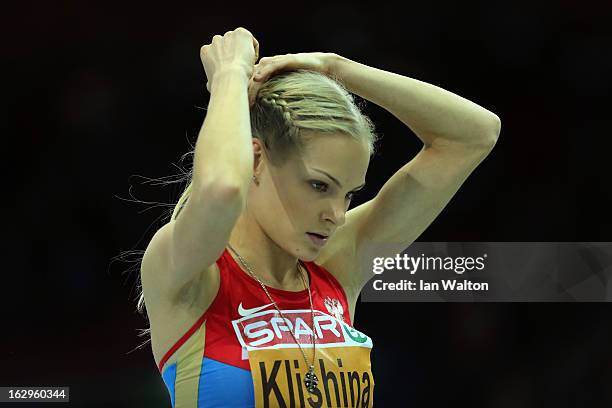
[233,309,374,408]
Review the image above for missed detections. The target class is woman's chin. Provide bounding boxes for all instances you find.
[299,247,322,262]
[291,245,319,262]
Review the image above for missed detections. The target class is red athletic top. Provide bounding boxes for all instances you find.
[158,247,374,407]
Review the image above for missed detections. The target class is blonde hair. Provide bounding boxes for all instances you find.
[129,68,379,347]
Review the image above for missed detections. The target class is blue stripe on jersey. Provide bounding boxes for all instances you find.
[199,358,254,407]
[162,358,255,407]
[161,362,177,407]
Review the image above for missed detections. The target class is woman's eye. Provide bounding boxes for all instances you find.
[311,181,357,200]
[310,181,357,201]
[311,181,328,192]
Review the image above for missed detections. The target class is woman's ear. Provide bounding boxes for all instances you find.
[252,138,265,176]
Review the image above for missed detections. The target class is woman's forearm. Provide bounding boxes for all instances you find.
[192,67,254,194]
[328,54,501,148]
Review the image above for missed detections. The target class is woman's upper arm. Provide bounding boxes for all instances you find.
[140,183,241,306]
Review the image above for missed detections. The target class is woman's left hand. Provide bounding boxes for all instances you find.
[248,52,338,107]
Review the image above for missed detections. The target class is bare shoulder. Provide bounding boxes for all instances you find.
[140,222,220,314]
[141,223,222,366]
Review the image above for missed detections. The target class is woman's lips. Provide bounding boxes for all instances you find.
[307,232,328,247]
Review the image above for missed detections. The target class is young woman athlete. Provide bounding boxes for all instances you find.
[138,27,501,407]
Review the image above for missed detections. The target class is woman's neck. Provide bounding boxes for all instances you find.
[228,211,307,290]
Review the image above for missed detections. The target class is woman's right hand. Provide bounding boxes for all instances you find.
[200,27,260,94]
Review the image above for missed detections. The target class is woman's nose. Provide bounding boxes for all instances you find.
[324,200,346,227]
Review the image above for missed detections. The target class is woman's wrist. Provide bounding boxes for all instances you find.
[210,65,250,93]
[325,53,343,77]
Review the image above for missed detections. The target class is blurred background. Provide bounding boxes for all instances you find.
[4,0,612,406]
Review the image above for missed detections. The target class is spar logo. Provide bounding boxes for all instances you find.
[233,309,362,349]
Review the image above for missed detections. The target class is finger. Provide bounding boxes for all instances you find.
[252,63,261,80]
[248,80,256,107]
[254,58,274,79]
[256,56,291,80]
[248,77,253,98]
[248,78,262,106]
[236,27,253,36]
[253,37,260,61]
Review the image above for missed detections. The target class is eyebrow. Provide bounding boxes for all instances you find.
[312,168,366,191]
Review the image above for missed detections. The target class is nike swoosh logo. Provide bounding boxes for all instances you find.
[238,302,274,317]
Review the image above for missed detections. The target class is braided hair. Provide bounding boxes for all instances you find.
[167,69,379,224]
[249,69,379,167]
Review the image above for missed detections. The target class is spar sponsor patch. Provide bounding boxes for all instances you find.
[231,309,373,349]
[232,309,374,407]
